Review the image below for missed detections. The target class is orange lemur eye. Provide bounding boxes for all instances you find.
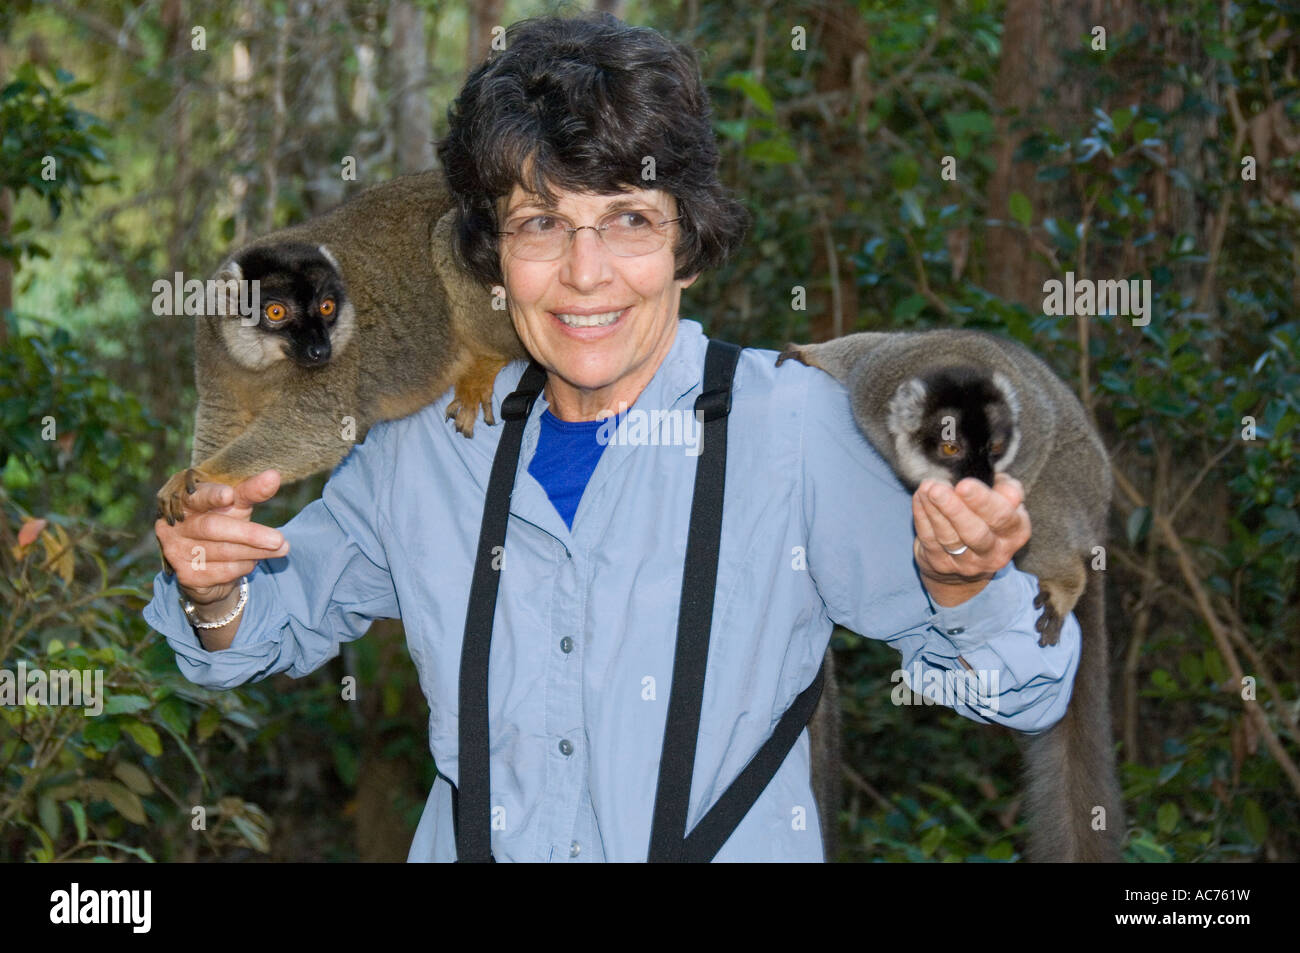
[990,440,1006,457]
[940,442,961,456]
[265,303,287,322]
[319,299,335,317]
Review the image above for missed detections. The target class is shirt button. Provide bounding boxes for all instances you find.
[558,739,573,756]
[569,841,581,858]
[560,637,574,654]
[947,627,965,636]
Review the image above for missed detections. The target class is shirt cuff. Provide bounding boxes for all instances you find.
[926,564,1076,691]
[141,562,291,690]
[927,564,1023,641]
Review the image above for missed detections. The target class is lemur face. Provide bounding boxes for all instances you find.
[214,242,355,371]
[885,366,1020,488]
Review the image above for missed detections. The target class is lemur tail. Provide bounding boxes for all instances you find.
[1019,578,1124,862]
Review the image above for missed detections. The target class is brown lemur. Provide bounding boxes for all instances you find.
[155,170,526,535]
[777,329,1123,863]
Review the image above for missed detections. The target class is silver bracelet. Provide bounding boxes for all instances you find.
[181,576,249,629]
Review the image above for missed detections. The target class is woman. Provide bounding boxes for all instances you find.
[146,13,1078,862]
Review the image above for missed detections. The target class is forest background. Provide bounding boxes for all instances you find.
[1,0,1296,862]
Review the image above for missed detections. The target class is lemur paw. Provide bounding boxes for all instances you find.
[156,467,212,525]
[448,355,510,437]
[1031,581,1082,648]
[445,400,480,438]
[775,343,808,367]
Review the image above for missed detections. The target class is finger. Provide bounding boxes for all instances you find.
[924,481,996,553]
[954,477,1020,535]
[175,539,290,565]
[182,481,239,515]
[920,483,972,551]
[184,512,287,551]
[176,561,260,589]
[992,473,1025,509]
[912,482,940,544]
[230,469,283,509]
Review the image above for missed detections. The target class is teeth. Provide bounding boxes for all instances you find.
[554,309,624,328]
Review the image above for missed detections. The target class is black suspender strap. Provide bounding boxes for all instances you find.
[645,340,825,862]
[645,339,740,860]
[455,358,547,863]
[453,339,826,863]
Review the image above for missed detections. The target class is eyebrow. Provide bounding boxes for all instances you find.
[504,195,658,219]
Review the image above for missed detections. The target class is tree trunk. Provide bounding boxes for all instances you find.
[466,0,507,75]
[390,1,435,174]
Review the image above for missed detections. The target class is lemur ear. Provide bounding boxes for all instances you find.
[317,244,342,273]
[991,371,1021,420]
[208,259,247,319]
[886,378,928,438]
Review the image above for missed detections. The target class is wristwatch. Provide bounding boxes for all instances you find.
[181,576,249,629]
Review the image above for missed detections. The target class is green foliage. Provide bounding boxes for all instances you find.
[0,318,161,526]
[0,481,276,861]
[0,63,112,267]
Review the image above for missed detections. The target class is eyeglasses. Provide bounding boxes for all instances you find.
[496,209,683,261]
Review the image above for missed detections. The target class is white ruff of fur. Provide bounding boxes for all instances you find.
[990,371,1021,473]
[887,378,949,485]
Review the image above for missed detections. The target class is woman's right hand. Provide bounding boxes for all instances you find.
[155,468,291,604]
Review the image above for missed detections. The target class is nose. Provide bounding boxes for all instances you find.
[560,225,613,290]
[305,340,331,363]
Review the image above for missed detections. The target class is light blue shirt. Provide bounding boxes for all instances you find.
[143,318,1081,862]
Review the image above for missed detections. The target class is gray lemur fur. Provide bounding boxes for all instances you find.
[778,329,1123,863]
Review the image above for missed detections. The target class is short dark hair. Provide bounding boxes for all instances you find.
[436,12,749,287]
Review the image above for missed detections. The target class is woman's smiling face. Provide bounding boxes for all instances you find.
[497,183,698,421]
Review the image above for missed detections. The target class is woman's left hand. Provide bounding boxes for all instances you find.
[912,473,1032,606]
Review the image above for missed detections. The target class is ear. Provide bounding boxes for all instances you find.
[991,371,1020,421]
[886,378,928,438]
[678,273,700,290]
[210,258,245,319]
[317,244,342,274]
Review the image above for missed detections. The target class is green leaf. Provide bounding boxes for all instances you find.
[103,694,151,716]
[944,110,992,137]
[197,706,221,742]
[113,761,155,796]
[122,720,163,757]
[1008,191,1032,227]
[919,824,946,856]
[1156,801,1179,832]
[231,814,271,853]
[154,696,191,737]
[713,118,747,142]
[82,719,120,752]
[39,793,62,841]
[85,779,147,825]
[744,137,798,165]
[66,799,88,842]
[889,154,920,190]
[724,71,774,115]
[1242,798,1268,843]
[1129,836,1172,862]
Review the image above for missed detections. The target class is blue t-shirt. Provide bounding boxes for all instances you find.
[528,408,625,530]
